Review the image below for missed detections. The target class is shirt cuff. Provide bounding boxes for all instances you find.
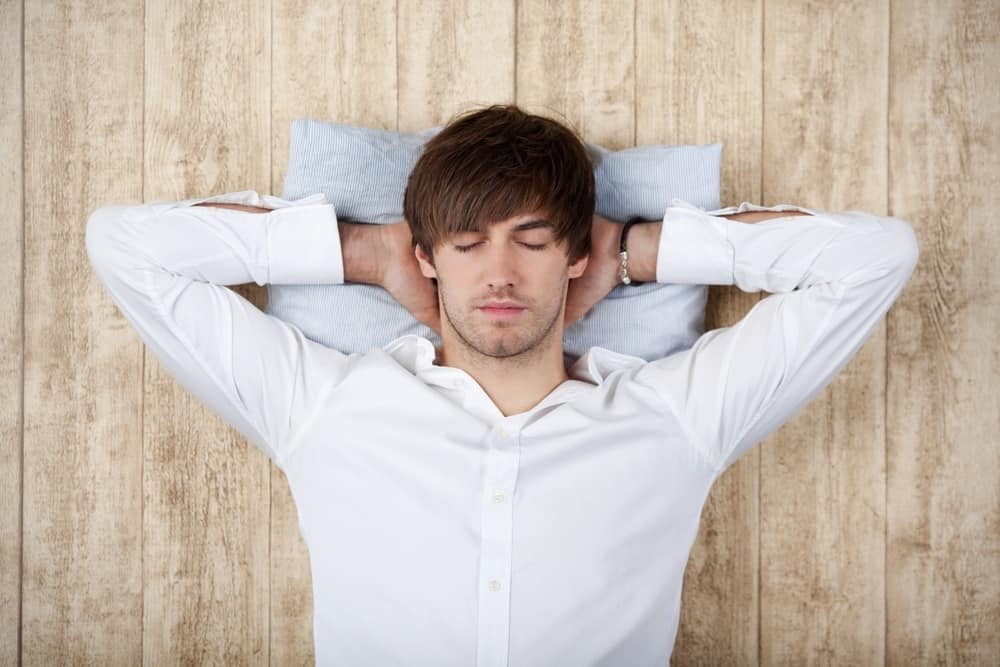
[655,199,821,285]
[266,201,344,285]
[655,201,735,285]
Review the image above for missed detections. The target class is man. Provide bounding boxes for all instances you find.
[86,104,919,666]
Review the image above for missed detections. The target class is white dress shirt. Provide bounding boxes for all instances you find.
[85,191,919,666]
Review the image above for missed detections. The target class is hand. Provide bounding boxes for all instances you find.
[564,214,622,328]
[378,220,442,336]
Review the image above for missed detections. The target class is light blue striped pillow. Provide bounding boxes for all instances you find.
[268,118,722,364]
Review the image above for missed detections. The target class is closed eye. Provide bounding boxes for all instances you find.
[454,242,548,253]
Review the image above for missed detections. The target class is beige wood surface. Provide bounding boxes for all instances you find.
[6,0,998,664]
[21,1,146,664]
[517,1,634,147]
[398,0,516,131]
[141,1,271,664]
[760,1,890,663]
[0,0,23,664]
[635,1,764,662]
[887,0,1000,663]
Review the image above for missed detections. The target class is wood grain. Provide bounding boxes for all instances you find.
[760,0,889,663]
[0,0,22,663]
[270,1,398,663]
[7,0,1000,663]
[516,0,633,149]
[887,0,1000,663]
[398,0,516,130]
[636,0,764,663]
[142,0,271,663]
[21,0,145,663]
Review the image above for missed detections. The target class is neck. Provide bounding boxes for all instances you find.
[435,327,570,417]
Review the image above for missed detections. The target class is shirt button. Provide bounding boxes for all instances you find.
[489,580,501,592]
[493,492,505,503]
[498,427,509,437]
[451,379,462,388]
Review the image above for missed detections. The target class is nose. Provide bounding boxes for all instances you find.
[483,242,519,289]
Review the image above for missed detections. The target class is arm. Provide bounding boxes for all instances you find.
[85,191,386,466]
[564,208,812,326]
[193,200,386,285]
[628,199,919,475]
[196,201,441,334]
[623,208,815,282]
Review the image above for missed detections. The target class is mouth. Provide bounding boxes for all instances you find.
[479,305,526,319]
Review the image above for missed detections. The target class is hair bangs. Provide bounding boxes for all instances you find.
[403,104,594,265]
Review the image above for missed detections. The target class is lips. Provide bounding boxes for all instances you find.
[479,301,525,309]
[478,302,526,319]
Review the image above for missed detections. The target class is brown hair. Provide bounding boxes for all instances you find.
[403,104,594,268]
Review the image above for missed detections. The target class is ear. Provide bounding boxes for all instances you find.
[414,243,438,280]
[567,252,589,279]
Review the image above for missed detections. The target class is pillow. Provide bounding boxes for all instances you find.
[267,118,722,364]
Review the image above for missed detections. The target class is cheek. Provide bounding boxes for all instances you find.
[538,262,570,287]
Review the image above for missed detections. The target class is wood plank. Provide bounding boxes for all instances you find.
[10,3,998,662]
[887,0,1000,662]
[269,1,398,663]
[142,1,271,663]
[0,0,23,663]
[760,0,889,662]
[516,1,632,148]
[21,0,144,663]
[398,0,515,130]
[636,1,764,663]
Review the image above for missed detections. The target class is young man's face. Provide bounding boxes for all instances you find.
[415,210,588,360]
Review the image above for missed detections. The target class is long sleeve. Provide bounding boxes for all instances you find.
[634,198,920,476]
[85,190,356,466]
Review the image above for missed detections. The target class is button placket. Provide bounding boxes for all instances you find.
[476,424,520,667]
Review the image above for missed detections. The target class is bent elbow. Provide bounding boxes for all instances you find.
[85,205,121,263]
[85,204,136,268]
[883,215,920,277]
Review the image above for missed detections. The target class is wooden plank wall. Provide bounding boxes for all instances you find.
[3,0,997,664]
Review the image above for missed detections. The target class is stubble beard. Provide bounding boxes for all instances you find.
[438,274,567,368]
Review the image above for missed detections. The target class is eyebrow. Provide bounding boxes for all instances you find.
[512,219,554,231]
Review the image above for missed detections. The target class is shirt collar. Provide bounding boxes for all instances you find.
[379,334,648,395]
